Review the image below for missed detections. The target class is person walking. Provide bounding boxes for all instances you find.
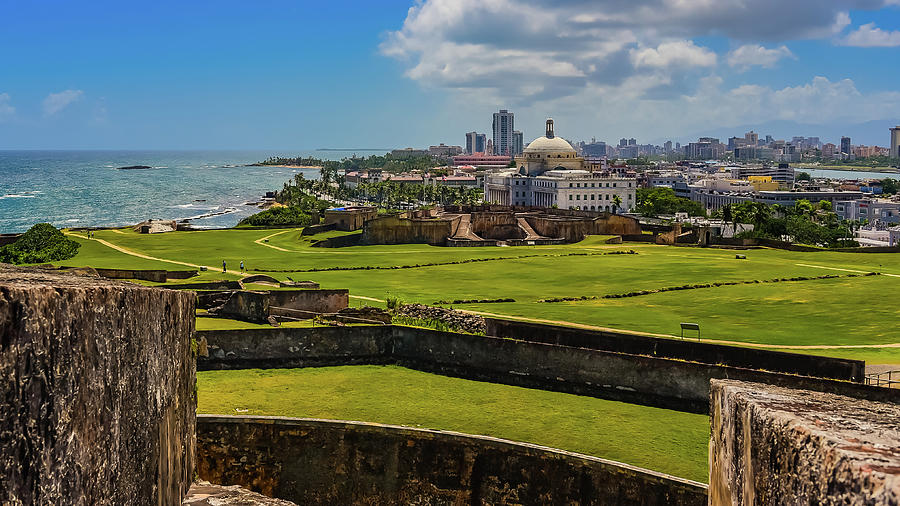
[240,260,244,274]
[222,260,227,273]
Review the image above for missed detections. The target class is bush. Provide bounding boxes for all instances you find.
[385,295,402,310]
[0,223,81,264]
[238,206,317,227]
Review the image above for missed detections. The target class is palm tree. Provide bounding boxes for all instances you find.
[722,204,733,232]
[612,194,622,214]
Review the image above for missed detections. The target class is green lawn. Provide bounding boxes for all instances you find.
[197,365,710,483]
[58,227,900,364]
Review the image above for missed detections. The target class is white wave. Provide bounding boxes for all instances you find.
[0,194,37,199]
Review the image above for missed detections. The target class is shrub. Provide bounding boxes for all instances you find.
[385,295,402,311]
[0,223,81,264]
[238,206,317,227]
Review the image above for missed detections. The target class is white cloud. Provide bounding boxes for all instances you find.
[42,89,84,116]
[840,22,900,47]
[727,44,795,70]
[0,93,13,121]
[631,41,717,68]
[382,0,888,102]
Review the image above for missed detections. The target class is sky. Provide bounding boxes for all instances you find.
[1,0,900,150]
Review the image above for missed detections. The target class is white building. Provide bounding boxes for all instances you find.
[484,119,636,212]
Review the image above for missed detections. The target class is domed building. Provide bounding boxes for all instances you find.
[517,119,584,176]
[484,119,637,212]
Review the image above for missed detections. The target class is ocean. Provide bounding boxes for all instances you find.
[0,150,372,233]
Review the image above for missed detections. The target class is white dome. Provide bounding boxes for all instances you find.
[524,135,576,154]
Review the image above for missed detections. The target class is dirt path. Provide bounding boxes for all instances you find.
[796,263,900,278]
[67,232,241,277]
[254,229,297,252]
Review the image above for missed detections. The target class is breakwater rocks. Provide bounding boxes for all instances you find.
[395,303,486,334]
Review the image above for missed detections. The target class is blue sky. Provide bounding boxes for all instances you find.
[2,0,900,149]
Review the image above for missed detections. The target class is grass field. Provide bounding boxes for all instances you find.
[60,227,900,364]
[197,366,710,482]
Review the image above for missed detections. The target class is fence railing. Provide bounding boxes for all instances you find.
[865,370,900,388]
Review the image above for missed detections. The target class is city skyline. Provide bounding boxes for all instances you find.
[1,1,900,149]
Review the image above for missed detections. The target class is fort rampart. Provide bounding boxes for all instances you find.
[196,415,708,505]
[197,324,897,414]
[0,268,196,505]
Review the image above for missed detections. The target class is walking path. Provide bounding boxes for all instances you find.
[254,229,297,252]
[796,263,900,278]
[65,232,241,277]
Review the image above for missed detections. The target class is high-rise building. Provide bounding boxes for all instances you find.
[891,126,900,158]
[841,136,852,155]
[664,140,673,153]
[512,130,524,156]
[492,109,515,155]
[486,139,493,156]
[628,138,637,146]
[745,131,759,145]
[619,138,628,147]
[465,132,487,154]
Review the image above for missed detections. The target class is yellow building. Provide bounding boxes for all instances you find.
[748,175,780,191]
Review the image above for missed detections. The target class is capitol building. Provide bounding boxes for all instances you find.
[484,119,636,212]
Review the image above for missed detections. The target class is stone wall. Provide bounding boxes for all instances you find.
[470,212,525,240]
[485,318,865,382]
[210,289,349,323]
[359,215,454,245]
[95,267,168,283]
[0,268,196,505]
[196,416,707,505]
[266,289,348,315]
[197,326,393,370]
[198,325,899,414]
[709,380,900,505]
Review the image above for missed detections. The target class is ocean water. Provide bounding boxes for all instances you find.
[0,150,370,233]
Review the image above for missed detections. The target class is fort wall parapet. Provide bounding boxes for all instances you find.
[197,323,897,414]
[196,415,708,505]
[0,268,196,505]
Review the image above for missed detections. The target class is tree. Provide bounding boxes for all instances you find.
[721,204,733,232]
[882,178,899,195]
[794,199,813,217]
[796,172,811,182]
[612,194,622,214]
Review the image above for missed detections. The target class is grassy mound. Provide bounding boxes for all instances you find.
[0,223,80,264]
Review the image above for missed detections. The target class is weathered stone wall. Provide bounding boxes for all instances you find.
[359,215,454,245]
[709,380,900,505]
[94,267,168,283]
[525,216,589,241]
[198,325,898,414]
[591,213,642,235]
[266,289,348,315]
[470,212,525,240]
[0,268,196,505]
[196,416,707,505]
[197,326,393,370]
[485,318,865,382]
[210,289,349,323]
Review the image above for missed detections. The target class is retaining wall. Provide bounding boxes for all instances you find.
[198,326,392,369]
[484,318,865,382]
[95,268,168,283]
[359,215,454,245]
[198,325,899,414]
[196,415,707,505]
[0,268,196,505]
